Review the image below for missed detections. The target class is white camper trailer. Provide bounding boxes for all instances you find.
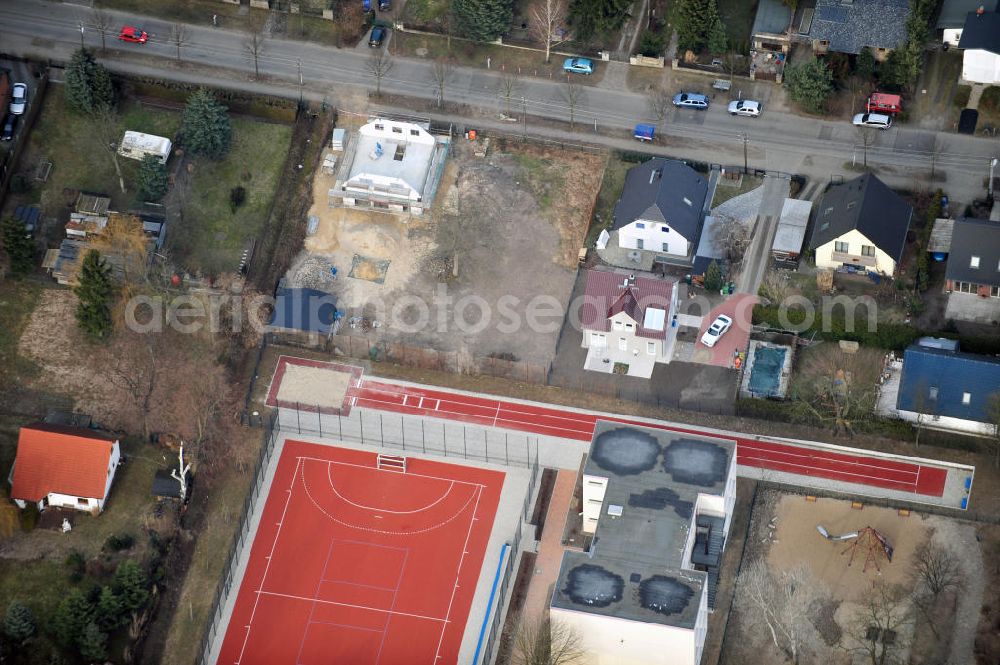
[118,131,172,165]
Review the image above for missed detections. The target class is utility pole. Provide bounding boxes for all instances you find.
[738,132,750,174]
[297,58,304,107]
[521,96,527,140]
[989,157,998,204]
[78,22,85,49]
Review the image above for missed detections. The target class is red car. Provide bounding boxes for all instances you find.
[118,26,148,44]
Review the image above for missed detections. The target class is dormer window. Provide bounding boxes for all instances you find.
[970,256,980,268]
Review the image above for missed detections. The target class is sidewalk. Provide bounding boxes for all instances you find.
[520,469,578,621]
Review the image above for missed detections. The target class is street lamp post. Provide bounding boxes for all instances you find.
[738,133,750,174]
[297,59,304,107]
[79,23,85,49]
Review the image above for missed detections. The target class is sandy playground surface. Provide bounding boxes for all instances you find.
[274,363,352,410]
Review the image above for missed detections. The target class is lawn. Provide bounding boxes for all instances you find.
[513,153,565,210]
[401,0,452,27]
[711,174,763,208]
[586,156,630,246]
[0,280,43,390]
[166,118,293,275]
[978,85,1000,130]
[22,86,183,238]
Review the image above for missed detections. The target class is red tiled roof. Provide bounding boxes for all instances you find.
[580,269,674,339]
[10,424,117,502]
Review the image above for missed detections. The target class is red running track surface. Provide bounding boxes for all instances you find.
[216,440,505,665]
[349,380,947,498]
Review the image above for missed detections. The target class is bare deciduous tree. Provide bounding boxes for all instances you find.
[169,22,189,61]
[244,14,267,80]
[858,126,877,169]
[367,51,394,97]
[431,58,452,109]
[109,333,160,439]
[712,214,752,262]
[911,536,963,620]
[90,8,114,51]
[759,269,791,304]
[561,80,584,130]
[527,0,568,63]
[737,560,827,664]
[791,345,883,436]
[842,581,913,665]
[511,615,586,665]
[498,73,521,118]
[647,86,672,131]
[171,444,192,502]
[90,104,127,194]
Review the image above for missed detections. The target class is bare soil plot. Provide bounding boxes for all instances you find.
[288,138,604,365]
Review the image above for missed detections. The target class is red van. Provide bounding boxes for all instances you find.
[867,93,902,115]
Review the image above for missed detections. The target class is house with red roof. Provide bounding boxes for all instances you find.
[9,424,121,514]
[579,269,678,378]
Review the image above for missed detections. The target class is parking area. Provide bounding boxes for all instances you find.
[0,58,40,157]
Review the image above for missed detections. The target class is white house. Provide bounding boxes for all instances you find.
[958,6,1000,84]
[9,424,121,513]
[550,422,736,665]
[118,131,172,165]
[809,173,912,275]
[612,159,708,266]
[330,118,447,216]
[579,269,679,378]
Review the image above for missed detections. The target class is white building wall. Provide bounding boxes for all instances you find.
[896,409,995,437]
[550,606,700,665]
[815,229,897,274]
[618,220,690,255]
[44,492,100,512]
[962,49,1000,84]
[582,474,608,534]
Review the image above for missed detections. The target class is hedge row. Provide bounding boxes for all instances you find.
[751,304,922,351]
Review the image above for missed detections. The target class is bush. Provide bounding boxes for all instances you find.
[103,533,135,552]
[704,260,724,292]
[638,30,666,57]
[66,550,86,583]
[751,304,922,351]
[137,155,169,202]
[229,186,247,213]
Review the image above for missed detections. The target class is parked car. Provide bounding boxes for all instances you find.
[369,26,386,47]
[1,113,16,142]
[118,25,148,43]
[700,314,733,347]
[852,112,892,130]
[672,92,710,109]
[10,83,27,115]
[378,0,391,10]
[562,58,594,75]
[727,99,761,117]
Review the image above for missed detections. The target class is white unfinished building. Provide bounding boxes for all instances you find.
[550,421,736,665]
[329,118,449,216]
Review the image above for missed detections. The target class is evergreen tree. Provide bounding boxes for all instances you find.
[73,250,115,339]
[453,0,513,42]
[674,0,718,53]
[568,0,631,42]
[784,57,834,113]
[856,46,876,80]
[704,260,724,292]
[95,586,125,632]
[52,590,94,647]
[137,155,169,202]
[77,622,108,662]
[2,216,35,277]
[180,89,232,159]
[64,48,115,114]
[113,560,149,612]
[707,18,728,54]
[3,601,35,644]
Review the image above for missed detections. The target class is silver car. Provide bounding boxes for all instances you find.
[728,99,761,117]
[10,83,27,115]
[852,112,892,129]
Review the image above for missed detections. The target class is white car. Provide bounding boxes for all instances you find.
[852,112,892,129]
[700,314,733,348]
[728,99,762,117]
[10,83,27,115]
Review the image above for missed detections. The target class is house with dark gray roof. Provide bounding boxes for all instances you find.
[944,218,1000,322]
[802,0,910,59]
[550,421,736,665]
[611,159,708,266]
[938,0,991,46]
[958,4,1000,84]
[809,173,913,275]
[894,339,1000,436]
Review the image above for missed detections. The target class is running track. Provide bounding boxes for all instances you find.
[348,380,948,497]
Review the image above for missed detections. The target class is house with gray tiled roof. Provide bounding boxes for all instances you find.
[958,4,1000,84]
[943,218,1000,323]
[800,0,910,60]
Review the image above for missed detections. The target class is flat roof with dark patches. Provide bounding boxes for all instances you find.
[551,421,734,627]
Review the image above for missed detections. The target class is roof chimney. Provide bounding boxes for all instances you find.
[977,4,985,15]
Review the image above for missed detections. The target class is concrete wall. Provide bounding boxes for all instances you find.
[550,606,700,665]
[815,229,896,274]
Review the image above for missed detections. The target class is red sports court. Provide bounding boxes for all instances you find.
[217,440,504,664]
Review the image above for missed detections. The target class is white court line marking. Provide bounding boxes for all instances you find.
[300,464,479,536]
[295,539,339,664]
[432,485,483,663]
[375,547,409,664]
[325,463,456,514]
[401,394,410,407]
[739,454,918,490]
[235,458,300,665]
[294,455,486,488]
[257,591,447,623]
[418,396,425,409]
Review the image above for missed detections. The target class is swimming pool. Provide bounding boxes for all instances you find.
[747,346,787,397]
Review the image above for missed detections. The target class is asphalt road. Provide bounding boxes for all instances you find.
[1,0,998,204]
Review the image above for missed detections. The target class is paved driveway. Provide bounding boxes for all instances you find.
[690,293,758,368]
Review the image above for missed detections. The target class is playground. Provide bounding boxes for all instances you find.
[723,490,986,665]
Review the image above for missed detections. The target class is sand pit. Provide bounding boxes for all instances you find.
[769,495,925,598]
[274,363,352,410]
